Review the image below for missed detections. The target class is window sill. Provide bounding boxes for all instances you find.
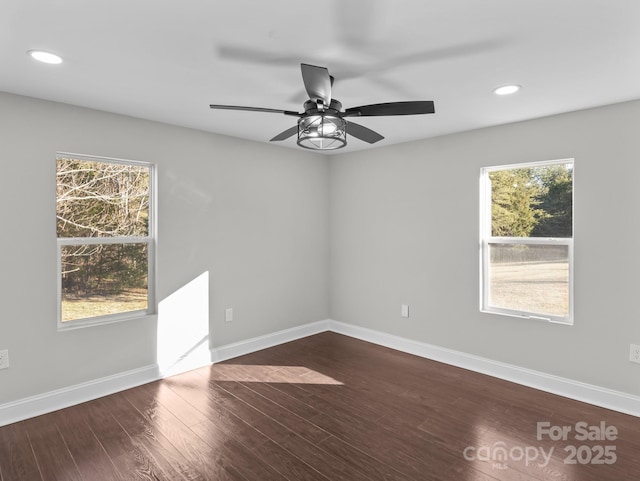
[480,308,573,326]
[57,311,157,332]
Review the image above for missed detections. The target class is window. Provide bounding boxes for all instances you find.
[56,153,155,329]
[480,159,573,324]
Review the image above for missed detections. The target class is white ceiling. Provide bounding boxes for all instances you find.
[2,1,639,154]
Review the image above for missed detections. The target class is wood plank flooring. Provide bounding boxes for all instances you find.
[1,331,639,480]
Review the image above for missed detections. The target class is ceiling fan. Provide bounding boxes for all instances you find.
[210,63,435,150]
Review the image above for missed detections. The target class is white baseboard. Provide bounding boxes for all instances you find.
[327,319,640,417]
[210,320,330,363]
[0,364,160,427]
[2,318,638,427]
[0,320,330,427]
[158,349,213,378]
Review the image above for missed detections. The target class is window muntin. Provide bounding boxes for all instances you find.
[56,153,155,329]
[480,160,573,324]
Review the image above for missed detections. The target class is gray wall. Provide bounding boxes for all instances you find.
[329,99,640,396]
[2,89,639,406]
[0,92,329,404]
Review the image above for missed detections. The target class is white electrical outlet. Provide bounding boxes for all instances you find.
[630,344,640,364]
[0,350,9,370]
[401,304,409,318]
[225,308,233,323]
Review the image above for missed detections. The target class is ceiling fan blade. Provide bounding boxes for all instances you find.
[344,101,435,117]
[346,121,384,144]
[209,104,300,116]
[301,64,332,106]
[270,125,298,142]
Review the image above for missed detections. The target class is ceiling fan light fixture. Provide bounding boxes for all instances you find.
[297,114,347,150]
[210,63,435,149]
[27,50,63,64]
[493,84,521,96]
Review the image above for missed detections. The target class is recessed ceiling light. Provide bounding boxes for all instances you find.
[493,85,521,96]
[28,50,63,64]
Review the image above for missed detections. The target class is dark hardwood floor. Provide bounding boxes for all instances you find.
[1,332,639,480]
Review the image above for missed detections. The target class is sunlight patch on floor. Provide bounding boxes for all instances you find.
[209,364,343,385]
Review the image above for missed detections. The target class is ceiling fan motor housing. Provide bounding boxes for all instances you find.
[303,99,343,114]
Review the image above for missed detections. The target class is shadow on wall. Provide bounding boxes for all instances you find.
[157,272,210,377]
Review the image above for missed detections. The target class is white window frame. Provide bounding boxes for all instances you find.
[479,158,574,325]
[56,152,156,330]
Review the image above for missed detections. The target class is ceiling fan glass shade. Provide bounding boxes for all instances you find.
[297,115,347,150]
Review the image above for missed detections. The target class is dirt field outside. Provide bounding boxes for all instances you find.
[489,261,569,317]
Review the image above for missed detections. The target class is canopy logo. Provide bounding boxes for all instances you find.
[462,421,618,470]
[463,442,552,470]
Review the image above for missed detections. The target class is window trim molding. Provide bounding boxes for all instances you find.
[479,158,574,325]
[56,152,157,331]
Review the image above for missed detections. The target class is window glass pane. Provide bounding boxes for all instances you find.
[61,243,148,322]
[489,163,573,238]
[488,243,569,317]
[56,158,149,238]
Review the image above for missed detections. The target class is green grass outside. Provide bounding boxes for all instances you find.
[61,288,148,322]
